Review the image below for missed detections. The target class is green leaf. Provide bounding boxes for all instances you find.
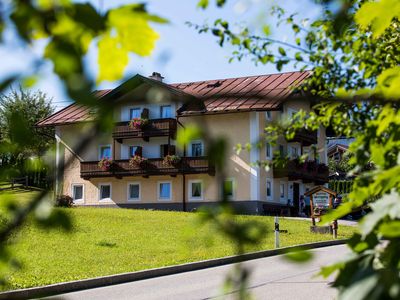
[177,125,203,148]
[278,47,286,56]
[355,0,400,37]
[97,4,165,82]
[379,221,400,237]
[284,248,313,263]
[295,52,303,61]
[197,0,209,9]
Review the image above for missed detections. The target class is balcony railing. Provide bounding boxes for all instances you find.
[286,129,317,146]
[112,118,177,141]
[80,157,214,179]
[273,159,329,183]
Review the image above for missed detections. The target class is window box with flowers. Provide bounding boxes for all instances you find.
[129,155,149,168]
[98,157,113,171]
[129,118,149,130]
[162,155,181,167]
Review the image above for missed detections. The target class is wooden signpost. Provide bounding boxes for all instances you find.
[305,186,338,236]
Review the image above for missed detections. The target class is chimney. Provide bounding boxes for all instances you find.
[149,72,164,82]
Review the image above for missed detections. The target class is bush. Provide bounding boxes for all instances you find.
[55,195,74,208]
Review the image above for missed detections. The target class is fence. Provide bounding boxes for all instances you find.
[0,176,29,191]
[0,173,52,192]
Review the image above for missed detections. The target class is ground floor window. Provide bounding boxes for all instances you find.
[127,183,140,201]
[72,184,84,202]
[99,183,112,201]
[189,180,203,200]
[280,182,285,199]
[266,180,272,200]
[223,179,235,199]
[158,181,172,201]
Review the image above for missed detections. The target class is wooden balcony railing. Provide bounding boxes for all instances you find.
[273,159,329,183]
[80,157,214,179]
[286,129,317,146]
[113,118,177,141]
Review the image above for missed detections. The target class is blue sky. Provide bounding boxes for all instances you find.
[0,0,321,110]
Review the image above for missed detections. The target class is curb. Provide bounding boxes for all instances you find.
[0,239,348,300]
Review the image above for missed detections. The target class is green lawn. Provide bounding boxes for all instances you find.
[1,190,356,291]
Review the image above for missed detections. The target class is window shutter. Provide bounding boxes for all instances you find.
[141,108,149,119]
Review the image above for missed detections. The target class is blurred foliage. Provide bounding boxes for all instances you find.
[195,0,400,299]
[0,88,54,178]
[0,0,166,289]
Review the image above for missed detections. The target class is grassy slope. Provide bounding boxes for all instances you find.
[1,190,356,291]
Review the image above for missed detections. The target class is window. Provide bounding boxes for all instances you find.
[129,146,140,157]
[223,179,235,199]
[266,180,272,200]
[72,184,84,203]
[191,141,203,157]
[129,107,141,119]
[266,111,272,120]
[266,143,272,159]
[160,105,172,118]
[280,183,285,199]
[291,146,299,158]
[189,180,203,200]
[127,183,140,201]
[279,145,285,157]
[99,183,112,201]
[99,145,111,159]
[158,181,172,201]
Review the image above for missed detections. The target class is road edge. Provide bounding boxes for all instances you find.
[0,239,348,300]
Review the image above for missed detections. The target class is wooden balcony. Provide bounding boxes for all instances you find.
[273,159,329,183]
[286,129,317,146]
[113,118,177,142]
[80,157,214,179]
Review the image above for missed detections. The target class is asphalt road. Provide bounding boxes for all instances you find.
[46,245,349,300]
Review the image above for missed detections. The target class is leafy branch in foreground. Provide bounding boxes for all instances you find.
[0,0,167,287]
[195,0,400,299]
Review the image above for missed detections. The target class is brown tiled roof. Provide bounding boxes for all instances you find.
[36,90,113,127]
[36,71,310,127]
[172,71,310,115]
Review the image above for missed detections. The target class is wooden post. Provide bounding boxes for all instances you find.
[310,194,315,226]
[274,216,280,248]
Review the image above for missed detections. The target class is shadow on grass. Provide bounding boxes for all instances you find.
[96,241,117,248]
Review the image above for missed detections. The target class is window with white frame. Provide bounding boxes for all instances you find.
[99,183,112,201]
[99,145,111,159]
[158,181,172,201]
[127,183,140,201]
[72,184,84,202]
[189,180,203,200]
[160,105,172,118]
[280,183,285,199]
[129,107,141,119]
[191,141,203,157]
[266,111,272,120]
[223,179,235,199]
[266,143,272,159]
[266,180,272,200]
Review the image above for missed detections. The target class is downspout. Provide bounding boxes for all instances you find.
[177,116,187,212]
